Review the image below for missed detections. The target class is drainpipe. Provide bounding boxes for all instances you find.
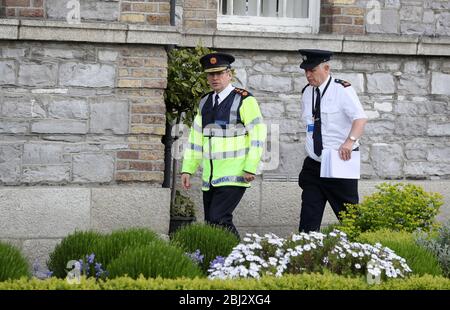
[162,0,177,189]
[170,0,176,26]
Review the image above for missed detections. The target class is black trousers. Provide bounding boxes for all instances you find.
[203,186,246,239]
[298,156,359,233]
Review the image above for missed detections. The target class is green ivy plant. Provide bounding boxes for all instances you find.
[165,44,215,127]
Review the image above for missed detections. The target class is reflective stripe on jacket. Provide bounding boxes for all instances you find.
[181,88,266,191]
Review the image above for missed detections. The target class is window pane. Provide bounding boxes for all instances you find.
[247,0,259,16]
[286,0,308,18]
[233,0,246,15]
[261,0,278,17]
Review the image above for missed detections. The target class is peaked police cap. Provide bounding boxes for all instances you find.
[298,49,333,70]
[200,53,235,73]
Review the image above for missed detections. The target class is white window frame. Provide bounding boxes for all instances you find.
[217,0,321,34]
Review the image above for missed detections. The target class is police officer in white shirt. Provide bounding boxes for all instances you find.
[297,49,368,233]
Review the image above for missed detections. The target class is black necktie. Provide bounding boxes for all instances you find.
[313,87,323,157]
[213,94,219,112]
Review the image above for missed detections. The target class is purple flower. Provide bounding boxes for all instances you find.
[186,249,204,265]
[87,253,95,264]
[210,256,225,268]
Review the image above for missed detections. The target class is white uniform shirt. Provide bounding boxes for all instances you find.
[301,75,367,162]
[214,83,235,106]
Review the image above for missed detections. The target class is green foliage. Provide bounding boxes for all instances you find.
[416,220,450,277]
[338,182,443,239]
[357,230,442,276]
[47,231,105,278]
[2,273,450,290]
[170,223,239,273]
[0,242,30,281]
[107,242,203,280]
[98,228,162,268]
[165,44,215,126]
[171,190,196,217]
[48,228,163,279]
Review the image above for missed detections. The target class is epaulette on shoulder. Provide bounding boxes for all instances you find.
[201,91,214,99]
[301,84,310,94]
[234,87,252,98]
[335,79,351,88]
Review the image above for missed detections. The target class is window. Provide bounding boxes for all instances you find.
[217,0,320,33]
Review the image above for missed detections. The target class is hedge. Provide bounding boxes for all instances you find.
[1,273,449,290]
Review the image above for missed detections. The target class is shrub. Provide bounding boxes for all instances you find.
[107,242,203,279]
[338,182,443,239]
[98,228,162,268]
[416,220,450,277]
[208,230,412,280]
[0,242,30,281]
[357,230,442,276]
[47,231,105,278]
[170,223,239,273]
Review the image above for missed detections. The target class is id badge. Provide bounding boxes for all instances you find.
[307,124,314,132]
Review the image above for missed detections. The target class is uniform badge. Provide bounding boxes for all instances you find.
[210,57,217,65]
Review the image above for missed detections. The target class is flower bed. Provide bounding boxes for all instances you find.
[208,230,412,280]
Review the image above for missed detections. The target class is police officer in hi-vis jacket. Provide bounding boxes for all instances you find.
[181,52,266,238]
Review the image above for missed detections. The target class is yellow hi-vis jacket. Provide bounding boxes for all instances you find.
[181,87,266,191]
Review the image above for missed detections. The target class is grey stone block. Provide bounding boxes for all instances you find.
[366,9,400,34]
[431,72,450,95]
[31,120,87,134]
[73,153,114,183]
[0,144,22,184]
[370,143,404,179]
[98,50,119,62]
[18,63,57,87]
[367,73,396,94]
[0,121,28,134]
[0,61,16,85]
[0,188,90,238]
[2,96,46,119]
[261,182,300,226]
[23,143,65,165]
[0,20,19,40]
[59,62,115,88]
[22,165,71,183]
[48,98,89,120]
[91,187,170,234]
[46,0,119,21]
[248,75,292,93]
[395,116,427,136]
[89,98,129,134]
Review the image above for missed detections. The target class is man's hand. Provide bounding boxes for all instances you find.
[338,140,354,161]
[244,172,255,182]
[181,173,191,190]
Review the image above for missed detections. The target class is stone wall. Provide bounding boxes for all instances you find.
[0,41,167,185]
[365,0,450,36]
[0,0,171,25]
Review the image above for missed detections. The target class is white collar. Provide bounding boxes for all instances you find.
[317,75,331,94]
[214,84,235,104]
